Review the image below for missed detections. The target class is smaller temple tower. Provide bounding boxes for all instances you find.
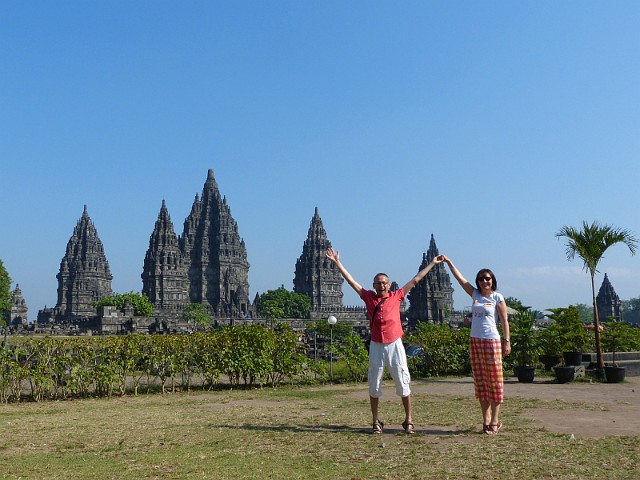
[407,234,454,328]
[596,273,623,323]
[55,206,113,320]
[8,284,28,327]
[293,208,344,314]
[142,200,189,313]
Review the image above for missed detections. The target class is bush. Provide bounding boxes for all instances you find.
[406,323,471,377]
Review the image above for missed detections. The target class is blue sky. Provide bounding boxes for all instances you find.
[2,1,639,317]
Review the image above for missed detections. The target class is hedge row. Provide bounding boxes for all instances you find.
[0,324,310,403]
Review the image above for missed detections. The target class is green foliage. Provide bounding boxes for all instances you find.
[556,221,638,368]
[601,322,640,365]
[305,318,353,340]
[330,334,369,382]
[256,286,311,319]
[574,303,594,324]
[545,306,591,353]
[406,323,471,377]
[505,296,529,313]
[94,291,153,316]
[621,297,640,325]
[510,310,543,366]
[182,303,211,328]
[0,259,11,325]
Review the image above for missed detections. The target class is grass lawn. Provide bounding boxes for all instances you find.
[0,379,638,479]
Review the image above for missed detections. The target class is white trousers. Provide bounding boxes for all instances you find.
[368,337,411,398]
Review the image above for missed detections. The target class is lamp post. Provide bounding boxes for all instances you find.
[328,315,337,380]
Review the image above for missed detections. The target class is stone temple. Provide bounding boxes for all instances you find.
[406,234,454,328]
[28,169,454,334]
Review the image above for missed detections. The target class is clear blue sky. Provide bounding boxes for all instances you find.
[2,1,639,317]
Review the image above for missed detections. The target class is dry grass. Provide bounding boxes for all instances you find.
[0,380,638,479]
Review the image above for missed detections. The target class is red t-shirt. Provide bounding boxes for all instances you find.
[360,288,405,344]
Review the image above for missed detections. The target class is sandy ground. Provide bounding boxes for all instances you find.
[390,376,640,438]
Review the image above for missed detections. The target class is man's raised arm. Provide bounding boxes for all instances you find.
[401,255,444,293]
[326,247,363,295]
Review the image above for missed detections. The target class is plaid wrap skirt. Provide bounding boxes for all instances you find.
[469,337,504,404]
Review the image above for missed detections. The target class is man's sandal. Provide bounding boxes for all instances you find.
[402,420,416,434]
[482,424,494,435]
[372,419,384,434]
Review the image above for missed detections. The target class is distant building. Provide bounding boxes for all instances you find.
[8,284,28,326]
[596,273,622,323]
[293,208,344,317]
[406,235,454,328]
[38,205,113,324]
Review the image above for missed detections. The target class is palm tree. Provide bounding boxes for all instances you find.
[556,221,638,373]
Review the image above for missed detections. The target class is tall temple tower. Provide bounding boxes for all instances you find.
[293,208,343,313]
[55,205,112,319]
[179,169,251,317]
[406,234,454,327]
[141,200,189,312]
[596,273,622,323]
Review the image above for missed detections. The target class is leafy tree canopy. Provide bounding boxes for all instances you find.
[306,318,353,340]
[94,291,153,317]
[183,303,211,328]
[505,296,530,312]
[256,286,311,319]
[621,298,640,325]
[0,259,11,326]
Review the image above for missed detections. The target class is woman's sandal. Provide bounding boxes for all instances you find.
[402,420,416,434]
[483,423,502,435]
[372,419,384,434]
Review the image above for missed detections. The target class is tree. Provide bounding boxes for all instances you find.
[256,286,311,319]
[0,259,11,327]
[94,291,154,317]
[505,296,529,313]
[574,303,594,324]
[556,221,638,372]
[183,303,211,329]
[621,298,640,325]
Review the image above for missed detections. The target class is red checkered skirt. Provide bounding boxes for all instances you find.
[469,337,504,404]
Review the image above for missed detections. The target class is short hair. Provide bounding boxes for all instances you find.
[373,273,389,283]
[475,269,497,291]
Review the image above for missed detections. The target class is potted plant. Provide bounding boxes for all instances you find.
[538,324,563,371]
[547,306,590,367]
[600,321,638,383]
[510,309,542,383]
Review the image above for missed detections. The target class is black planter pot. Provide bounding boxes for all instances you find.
[563,351,583,367]
[554,366,575,384]
[540,354,561,371]
[604,365,626,383]
[514,365,536,383]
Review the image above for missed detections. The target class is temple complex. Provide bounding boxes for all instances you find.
[17,170,455,334]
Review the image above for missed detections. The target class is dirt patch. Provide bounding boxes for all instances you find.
[332,376,640,439]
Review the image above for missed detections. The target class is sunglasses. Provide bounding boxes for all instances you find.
[478,276,492,282]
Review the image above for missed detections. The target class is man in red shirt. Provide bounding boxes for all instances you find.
[326,247,444,434]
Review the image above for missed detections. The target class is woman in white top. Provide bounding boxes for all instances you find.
[441,255,510,434]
